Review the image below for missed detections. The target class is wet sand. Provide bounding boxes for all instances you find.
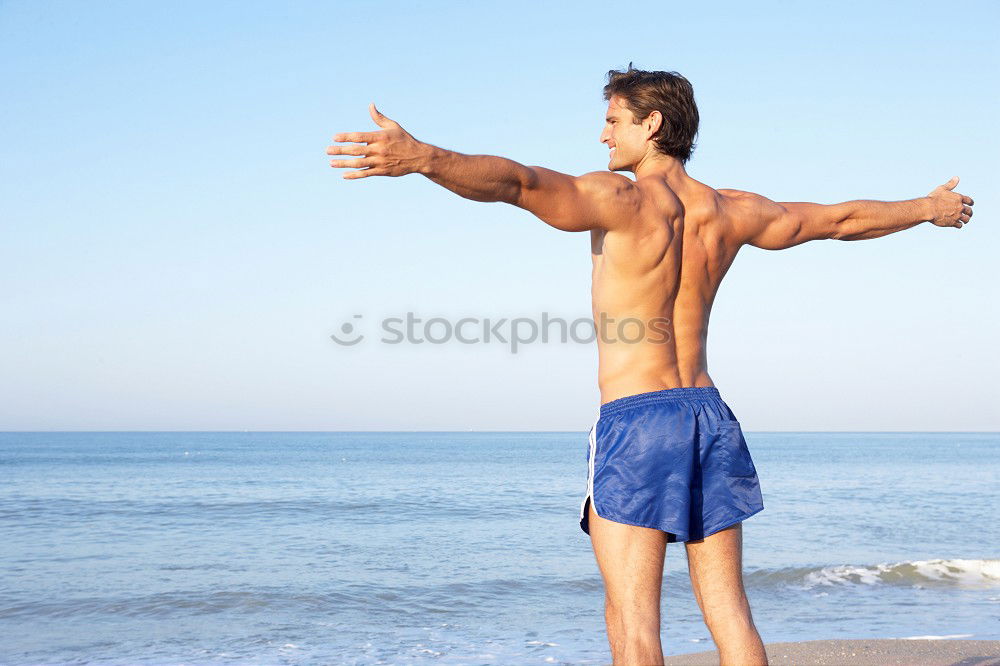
[663,638,1000,665]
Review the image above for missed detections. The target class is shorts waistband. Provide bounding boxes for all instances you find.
[600,386,721,419]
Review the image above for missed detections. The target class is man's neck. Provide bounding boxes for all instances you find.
[632,151,688,189]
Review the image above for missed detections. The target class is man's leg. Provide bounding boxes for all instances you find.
[587,498,668,665]
[684,522,768,665]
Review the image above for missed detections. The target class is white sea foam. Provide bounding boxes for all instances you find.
[801,558,1000,589]
[900,634,975,640]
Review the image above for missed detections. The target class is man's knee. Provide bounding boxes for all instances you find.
[699,597,757,641]
[604,595,661,635]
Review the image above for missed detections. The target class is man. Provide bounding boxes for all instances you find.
[327,66,973,666]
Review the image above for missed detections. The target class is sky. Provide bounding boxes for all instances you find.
[1,0,998,431]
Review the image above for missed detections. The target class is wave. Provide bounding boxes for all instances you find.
[748,558,1000,590]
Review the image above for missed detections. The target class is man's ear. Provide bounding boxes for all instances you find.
[644,110,663,139]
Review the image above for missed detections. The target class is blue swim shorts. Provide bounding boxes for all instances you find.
[580,386,764,543]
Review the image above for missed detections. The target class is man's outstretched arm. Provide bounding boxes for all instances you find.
[327,104,639,232]
[721,178,975,250]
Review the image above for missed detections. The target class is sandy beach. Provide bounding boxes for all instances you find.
[663,638,1000,665]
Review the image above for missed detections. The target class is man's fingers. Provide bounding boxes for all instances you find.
[332,131,379,143]
[962,195,974,205]
[963,205,973,218]
[943,176,959,190]
[343,167,387,180]
[330,157,374,169]
[326,144,368,156]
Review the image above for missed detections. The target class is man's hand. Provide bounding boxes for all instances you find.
[926,176,974,228]
[327,103,428,179]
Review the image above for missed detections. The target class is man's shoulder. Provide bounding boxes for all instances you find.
[714,188,774,218]
[577,170,638,192]
[715,187,755,203]
[716,188,775,207]
[575,171,643,212]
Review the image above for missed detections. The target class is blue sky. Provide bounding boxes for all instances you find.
[1,0,997,430]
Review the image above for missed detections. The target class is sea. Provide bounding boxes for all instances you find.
[1,431,997,665]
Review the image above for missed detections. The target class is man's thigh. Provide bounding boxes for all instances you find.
[684,522,749,616]
[587,498,668,619]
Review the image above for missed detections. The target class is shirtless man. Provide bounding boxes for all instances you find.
[327,67,974,666]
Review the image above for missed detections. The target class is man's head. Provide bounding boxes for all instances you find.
[600,65,699,173]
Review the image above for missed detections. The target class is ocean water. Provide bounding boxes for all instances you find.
[1,431,997,665]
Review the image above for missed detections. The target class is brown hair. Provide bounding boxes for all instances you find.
[603,64,699,164]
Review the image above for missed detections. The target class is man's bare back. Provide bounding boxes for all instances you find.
[590,175,735,404]
[329,67,973,666]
